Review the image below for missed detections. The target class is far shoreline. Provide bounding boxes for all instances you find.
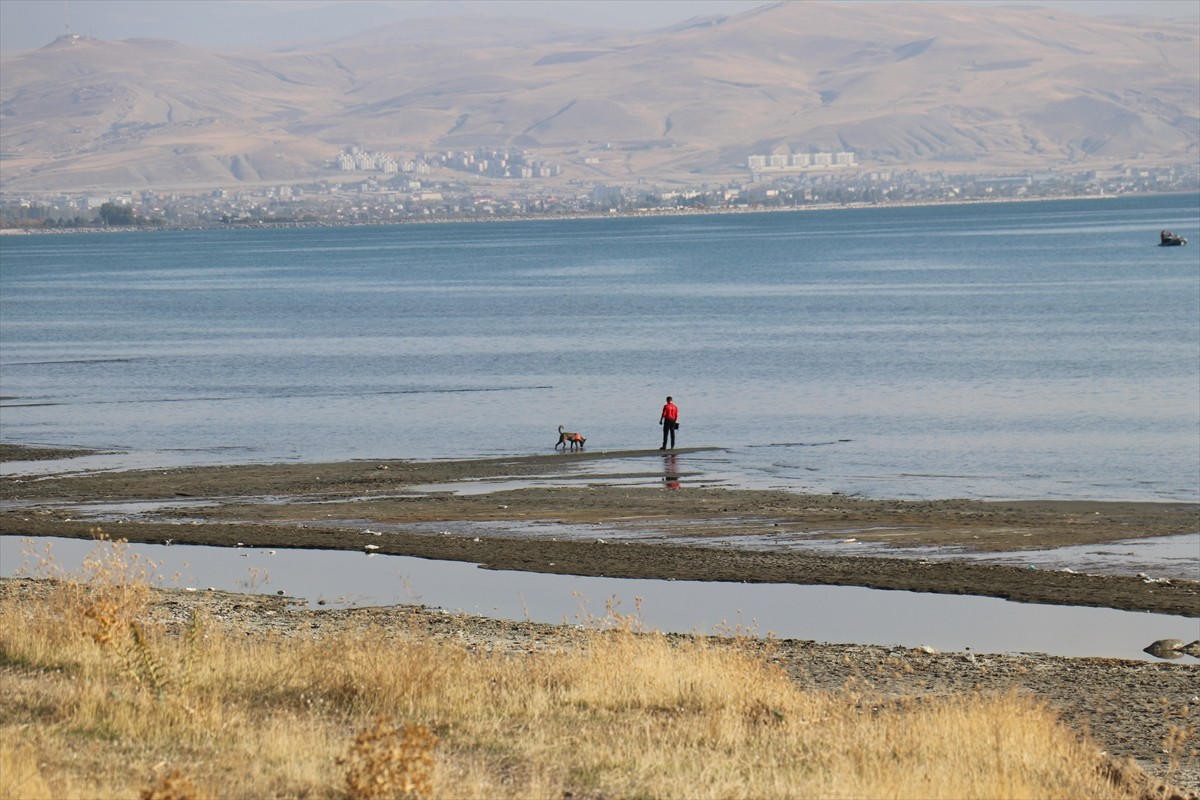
[0,189,1187,236]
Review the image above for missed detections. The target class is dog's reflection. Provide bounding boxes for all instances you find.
[662,453,681,489]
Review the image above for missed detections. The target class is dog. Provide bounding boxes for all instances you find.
[555,424,587,451]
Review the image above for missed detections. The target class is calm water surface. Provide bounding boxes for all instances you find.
[2,195,1198,502]
[3,535,1195,661]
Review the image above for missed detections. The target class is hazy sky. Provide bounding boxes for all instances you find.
[2,0,1197,53]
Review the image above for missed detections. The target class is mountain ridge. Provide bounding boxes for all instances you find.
[1,1,1196,193]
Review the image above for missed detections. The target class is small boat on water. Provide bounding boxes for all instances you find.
[1159,230,1187,246]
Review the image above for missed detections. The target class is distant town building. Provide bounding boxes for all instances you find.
[590,185,624,202]
[336,147,404,174]
[424,147,561,180]
[746,150,855,172]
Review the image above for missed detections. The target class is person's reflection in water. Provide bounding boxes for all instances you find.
[663,453,681,489]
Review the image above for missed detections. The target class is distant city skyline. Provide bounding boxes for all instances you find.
[2,0,1197,53]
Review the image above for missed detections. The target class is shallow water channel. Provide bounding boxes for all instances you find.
[3,535,1195,663]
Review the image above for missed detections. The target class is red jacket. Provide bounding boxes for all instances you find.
[660,402,678,422]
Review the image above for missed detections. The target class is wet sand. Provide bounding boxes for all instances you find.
[3,446,1197,615]
[2,445,1198,793]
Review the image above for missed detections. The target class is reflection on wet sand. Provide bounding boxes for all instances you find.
[662,453,681,489]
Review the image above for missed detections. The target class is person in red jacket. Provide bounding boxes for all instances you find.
[659,396,679,450]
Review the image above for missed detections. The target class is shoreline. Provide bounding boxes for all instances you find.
[4,443,1195,507]
[3,445,1197,617]
[3,444,1199,792]
[0,190,1180,236]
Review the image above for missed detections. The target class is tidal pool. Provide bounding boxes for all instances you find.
[3,535,1195,662]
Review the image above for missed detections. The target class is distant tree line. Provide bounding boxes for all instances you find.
[0,202,164,229]
[98,202,134,225]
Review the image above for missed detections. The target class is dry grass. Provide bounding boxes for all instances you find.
[0,536,1145,799]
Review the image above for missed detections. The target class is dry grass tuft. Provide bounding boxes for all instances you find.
[340,717,438,800]
[140,768,204,800]
[0,744,56,800]
[1161,701,1197,787]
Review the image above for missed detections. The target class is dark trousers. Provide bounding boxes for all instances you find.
[661,420,676,449]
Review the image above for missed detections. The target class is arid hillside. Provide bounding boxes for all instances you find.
[1,1,1196,192]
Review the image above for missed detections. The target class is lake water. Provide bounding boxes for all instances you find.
[2,194,1198,502]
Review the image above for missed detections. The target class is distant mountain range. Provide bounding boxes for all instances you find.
[1,1,1196,193]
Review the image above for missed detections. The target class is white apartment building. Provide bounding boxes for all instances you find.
[746,151,855,170]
